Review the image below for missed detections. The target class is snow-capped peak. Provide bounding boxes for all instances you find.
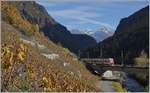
[100,26,113,34]
[69,26,114,42]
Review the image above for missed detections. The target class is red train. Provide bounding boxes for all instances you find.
[102,58,115,66]
[81,58,115,66]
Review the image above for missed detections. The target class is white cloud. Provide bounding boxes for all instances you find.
[48,8,114,29]
[49,9,100,18]
[73,17,114,29]
[36,0,147,30]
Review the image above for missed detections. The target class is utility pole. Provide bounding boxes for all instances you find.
[100,47,103,58]
[87,52,89,58]
[121,50,124,66]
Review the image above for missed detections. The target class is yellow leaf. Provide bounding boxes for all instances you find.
[43,77,49,83]
[9,52,14,62]
[44,87,47,91]
[20,43,26,51]
[17,51,25,61]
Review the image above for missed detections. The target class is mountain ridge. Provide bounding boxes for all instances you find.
[81,6,149,65]
[8,1,97,54]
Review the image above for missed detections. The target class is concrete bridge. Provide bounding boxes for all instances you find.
[81,58,149,75]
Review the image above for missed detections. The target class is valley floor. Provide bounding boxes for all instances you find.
[98,81,115,92]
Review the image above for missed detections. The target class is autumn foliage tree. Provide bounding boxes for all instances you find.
[1,2,39,36]
[1,43,28,91]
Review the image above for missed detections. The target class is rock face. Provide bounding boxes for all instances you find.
[81,6,149,65]
[7,1,96,54]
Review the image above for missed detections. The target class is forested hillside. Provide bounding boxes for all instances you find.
[81,6,149,65]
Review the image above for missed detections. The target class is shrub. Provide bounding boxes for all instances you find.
[112,82,126,92]
[20,29,34,37]
[8,73,34,92]
[63,48,70,53]
[2,2,37,37]
[134,57,148,67]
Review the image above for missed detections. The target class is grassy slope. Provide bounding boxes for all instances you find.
[1,2,100,92]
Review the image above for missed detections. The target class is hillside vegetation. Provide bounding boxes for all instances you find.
[1,2,100,92]
[1,2,39,35]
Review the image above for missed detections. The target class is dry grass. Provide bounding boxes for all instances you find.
[1,2,100,91]
[134,57,148,67]
[1,20,99,92]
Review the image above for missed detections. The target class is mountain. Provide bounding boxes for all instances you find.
[5,1,96,54]
[81,6,149,65]
[70,26,114,42]
[1,1,99,92]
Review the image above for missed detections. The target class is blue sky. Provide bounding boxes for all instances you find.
[37,0,148,32]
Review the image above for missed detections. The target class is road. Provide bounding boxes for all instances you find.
[96,80,115,92]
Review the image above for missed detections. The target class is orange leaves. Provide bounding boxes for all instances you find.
[42,77,48,84]
[12,79,20,88]
[9,52,14,62]
[1,43,97,91]
[39,70,96,92]
[26,63,36,80]
[17,49,26,62]
[16,43,27,62]
[20,43,27,51]
[2,2,20,24]
[1,43,27,69]
[42,75,50,91]
[2,2,38,35]
[41,73,58,92]
[1,44,14,69]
